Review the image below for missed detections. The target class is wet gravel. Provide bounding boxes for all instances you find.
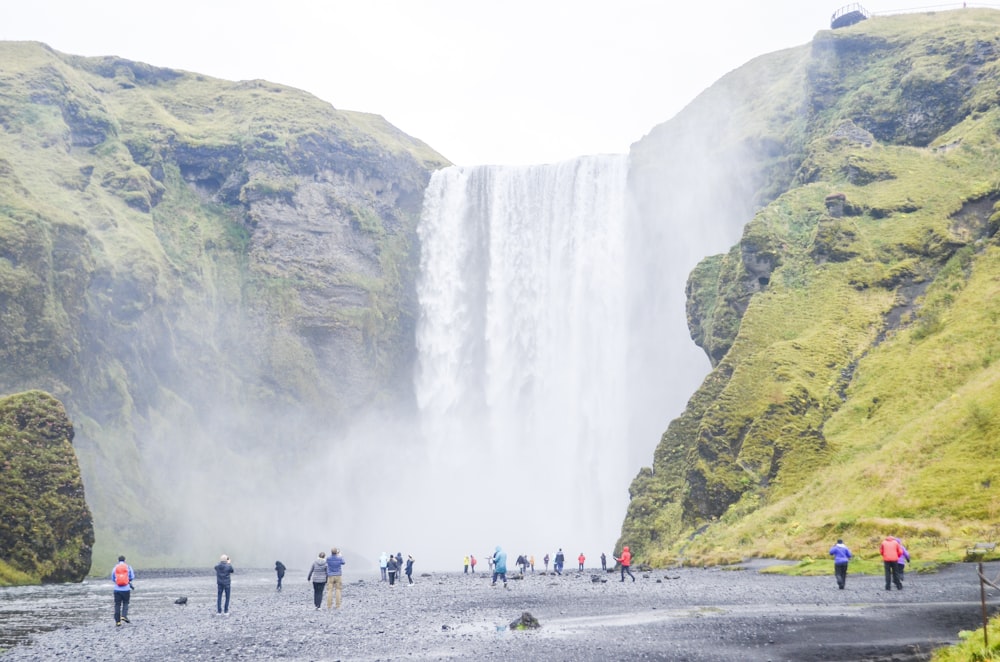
[2,561,999,661]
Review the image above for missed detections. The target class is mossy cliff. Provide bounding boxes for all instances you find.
[621,9,1000,566]
[0,391,94,585]
[0,42,447,565]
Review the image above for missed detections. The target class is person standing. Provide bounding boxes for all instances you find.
[601,552,607,571]
[828,539,852,589]
[463,555,469,574]
[379,552,388,581]
[215,554,235,615]
[894,537,911,584]
[491,546,508,589]
[387,553,399,586]
[554,549,565,575]
[405,555,415,585]
[470,554,477,574]
[111,555,134,626]
[307,551,327,609]
[543,553,550,572]
[529,554,535,572]
[880,536,904,590]
[326,547,346,608]
[615,546,635,582]
[578,553,586,571]
[275,560,286,591]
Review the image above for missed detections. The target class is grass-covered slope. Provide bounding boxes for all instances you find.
[621,9,1000,568]
[0,41,447,566]
[0,390,94,585]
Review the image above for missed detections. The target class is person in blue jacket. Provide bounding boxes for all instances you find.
[491,545,508,589]
[828,539,852,589]
[325,547,346,608]
[111,555,135,626]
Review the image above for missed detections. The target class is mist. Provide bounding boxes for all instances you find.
[86,81,770,574]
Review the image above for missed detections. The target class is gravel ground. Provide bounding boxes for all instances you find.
[2,561,999,661]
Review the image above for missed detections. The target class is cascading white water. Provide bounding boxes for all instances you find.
[415,155,633,558]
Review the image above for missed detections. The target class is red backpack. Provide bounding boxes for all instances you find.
[114,562,130,587]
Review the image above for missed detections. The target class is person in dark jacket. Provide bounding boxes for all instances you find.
[405,555,415,585]
[275,560,286,591]
[215,554,234,615]
[554,549,565,575]
[828,539,852,589]
[307,552,327,609]
[386,554,399,586]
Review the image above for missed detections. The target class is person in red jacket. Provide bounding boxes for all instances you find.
[880,536,904,590]
[578,553,586,571]
[615,546,635,582]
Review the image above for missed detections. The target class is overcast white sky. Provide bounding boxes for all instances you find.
[0,1,980,165]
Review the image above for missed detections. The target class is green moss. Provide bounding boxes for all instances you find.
[0,390,94,585]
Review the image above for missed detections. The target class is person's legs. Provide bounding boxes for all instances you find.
[223,585,231,613]
[326,576,334,609]
[835,563,847,589]
[333,575,343,607]
[892,563,903,589]
[313,582,323,608]
[884,561,893,589]
[492,571,498,586]
[217,584,224,613]
[121,590,130,620]
[114,590,123,623]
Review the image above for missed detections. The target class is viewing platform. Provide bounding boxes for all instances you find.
[831,3,871,29]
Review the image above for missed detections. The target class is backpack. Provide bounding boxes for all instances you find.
[114,562,130,587]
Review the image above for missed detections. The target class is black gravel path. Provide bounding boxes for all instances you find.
[2,561,999,661]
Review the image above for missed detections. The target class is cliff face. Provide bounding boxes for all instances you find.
[0,42,447,562]
[0,391,94,584]
[621,9,1000,565]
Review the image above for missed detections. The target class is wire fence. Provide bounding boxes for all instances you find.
[871,2,1000,15]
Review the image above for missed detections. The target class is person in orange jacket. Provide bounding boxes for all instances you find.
[880,535,904,590]
[615,546,635,582]
[577,553,586,571]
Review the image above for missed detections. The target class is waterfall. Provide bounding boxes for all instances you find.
[415,155,635,558]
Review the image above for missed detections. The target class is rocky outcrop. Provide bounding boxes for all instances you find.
[0,391,94,584]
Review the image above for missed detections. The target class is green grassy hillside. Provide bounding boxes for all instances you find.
[0,41,447,567]
[621,9,1000,569]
